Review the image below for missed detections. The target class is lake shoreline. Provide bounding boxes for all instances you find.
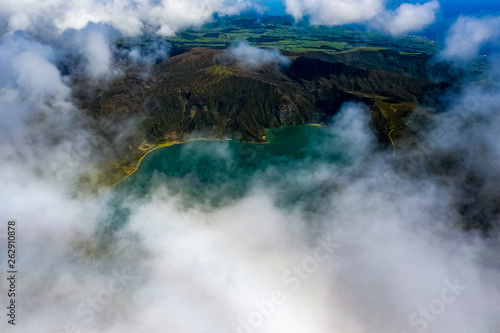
[107,123,326,190]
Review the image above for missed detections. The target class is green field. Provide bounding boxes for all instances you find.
[118,15,438,55]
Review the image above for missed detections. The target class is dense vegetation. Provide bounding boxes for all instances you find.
[74,16,452,188]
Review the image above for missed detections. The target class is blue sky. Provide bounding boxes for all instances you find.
[261,0,500,17]
[250,0,500,41]
[424,0,499,18]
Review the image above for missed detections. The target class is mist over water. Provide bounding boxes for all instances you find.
[96,103,500,333]
[113,126,339,207]
[5,101,500,333]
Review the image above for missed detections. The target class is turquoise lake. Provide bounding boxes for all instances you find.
[104,125,348,231]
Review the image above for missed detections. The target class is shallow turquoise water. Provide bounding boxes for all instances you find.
[119,126,341,197]
[104,125,345,232]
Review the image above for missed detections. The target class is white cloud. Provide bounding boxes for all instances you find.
[0,35,74,144]
[61,23,122,80]
[226,39,291,69]
[5,93,499,332]
[1,3,500,333]
[371,0,440,36]
[0,0,257,37]
[440,16,500,62]
[124,37,171,65]
[283,0,439,35]
[82,30,112,79]
[283,0,384,26]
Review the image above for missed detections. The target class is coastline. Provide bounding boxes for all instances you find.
[109,137,233,190]
[107,123,326,190]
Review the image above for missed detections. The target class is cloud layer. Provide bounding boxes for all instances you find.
[440,15,500,62]
[0,0,442,39]
[2,96,500,332]
[0,0,257,37]
[225,39,291,69]
[283,0,440,35]
[372,0,440,36]
[1,5,500,333]
[284,0,385,26]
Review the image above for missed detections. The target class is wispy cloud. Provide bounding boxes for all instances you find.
[283,0,384,26]
[0,0,258,37]
[0,2,500,333]
[371,0,440,36]
[224,39,291,69]
[283,0,439,35]
[440,15,500,62]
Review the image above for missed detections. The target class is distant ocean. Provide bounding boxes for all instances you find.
[253,0,500,41]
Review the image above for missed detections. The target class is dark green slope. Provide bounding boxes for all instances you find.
[80,47,441,143]
[145,49,317,141]
[75,47,448,187]
[290,48,431,79]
